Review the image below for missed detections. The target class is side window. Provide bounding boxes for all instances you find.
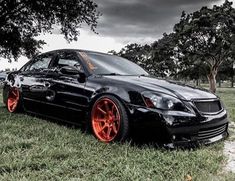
[25,54,53,71]
[54,51,83,71]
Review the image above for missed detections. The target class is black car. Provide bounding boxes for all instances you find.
[2,49,228,146]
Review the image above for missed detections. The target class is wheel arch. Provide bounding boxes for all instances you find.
[4,71,25,102]
[89,92,131,116]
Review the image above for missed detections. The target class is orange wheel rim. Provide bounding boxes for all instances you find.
[92,98,121,142]
[7,88,20,113]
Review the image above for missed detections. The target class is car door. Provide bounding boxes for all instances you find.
[19,53,55,114]
[44,50,88,123]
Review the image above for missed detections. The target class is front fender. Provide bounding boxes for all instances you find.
[88,86,146,117]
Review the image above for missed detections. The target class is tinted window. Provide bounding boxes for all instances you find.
[53,51,83,71]
[78,52,149,76]
[25,54,53,71]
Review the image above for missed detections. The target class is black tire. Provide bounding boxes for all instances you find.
[90,95,129,142]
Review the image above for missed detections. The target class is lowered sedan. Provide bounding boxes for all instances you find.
[2,49,228,146]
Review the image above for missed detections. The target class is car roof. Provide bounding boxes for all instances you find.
[42,49,111,56]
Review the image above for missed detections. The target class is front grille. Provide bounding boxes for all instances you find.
[194,100,222,113]
[197,124,227,140]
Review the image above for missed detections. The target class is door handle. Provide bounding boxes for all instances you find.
[29,85,47,92]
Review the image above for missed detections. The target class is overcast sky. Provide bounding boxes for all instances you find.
[0,0,231,71]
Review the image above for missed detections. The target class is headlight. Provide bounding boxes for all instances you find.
[142,91,189,112]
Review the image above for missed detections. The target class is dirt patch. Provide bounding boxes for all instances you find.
[224,142,235,172]
[223,122,235,173]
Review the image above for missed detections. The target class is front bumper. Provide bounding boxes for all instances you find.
[130,106,229,147]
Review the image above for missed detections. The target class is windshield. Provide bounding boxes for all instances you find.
[78,51,149,76]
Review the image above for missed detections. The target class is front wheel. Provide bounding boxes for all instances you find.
[91,95,129,143]
[7,87,21,113]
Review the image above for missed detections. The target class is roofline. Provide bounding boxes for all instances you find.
[41,49,111,56]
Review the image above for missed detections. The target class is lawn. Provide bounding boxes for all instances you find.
[0,88,235,180]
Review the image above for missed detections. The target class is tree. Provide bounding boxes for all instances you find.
[111,43,154,74]
[174,0,235,93]
[217,57,235,87]
[176,59,208,85]
[152,33,178,77]
[112,40,178,77]
[0,0,100,61]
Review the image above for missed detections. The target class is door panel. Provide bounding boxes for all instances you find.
[20,53,54,113]
[43,51,88,123]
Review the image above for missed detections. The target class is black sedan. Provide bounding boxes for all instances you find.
[2,49,228,146]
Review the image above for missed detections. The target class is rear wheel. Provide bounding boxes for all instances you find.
[91,95,129,142]
[7,88,21,113]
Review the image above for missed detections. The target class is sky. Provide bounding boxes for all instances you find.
[0,0,233,71]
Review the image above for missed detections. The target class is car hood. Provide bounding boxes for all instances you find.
[105,75,217,101]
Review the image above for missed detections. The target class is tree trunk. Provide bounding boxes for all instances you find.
[196,79,199,86]
[218,78,221,88]
[207,70,217,93]
[231,75,234,88]
[231,68,234,88]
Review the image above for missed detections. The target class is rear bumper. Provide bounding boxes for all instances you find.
[130,106,229,147]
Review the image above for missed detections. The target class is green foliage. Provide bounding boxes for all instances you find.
[152,33,178,77]
[218,58,234,85]
[0,0,100,61]
[110,43,154,75]
[216,88,235,122]
[0,89,235,180]
[110,38,178,77]
[173,0,235,92]
[113,0,235,92]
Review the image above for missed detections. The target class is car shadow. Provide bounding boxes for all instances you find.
[26,112,201,150]
[0,106,200,150]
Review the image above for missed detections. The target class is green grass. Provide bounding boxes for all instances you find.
[217,88,235,122]
[0,89,235,180]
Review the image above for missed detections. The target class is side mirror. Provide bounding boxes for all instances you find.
[60,66,86,83]
[60,66,80,75]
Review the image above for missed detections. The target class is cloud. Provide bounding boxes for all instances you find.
[0,29,125,71]
[1,0,228,70]
[95,0,221,44]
